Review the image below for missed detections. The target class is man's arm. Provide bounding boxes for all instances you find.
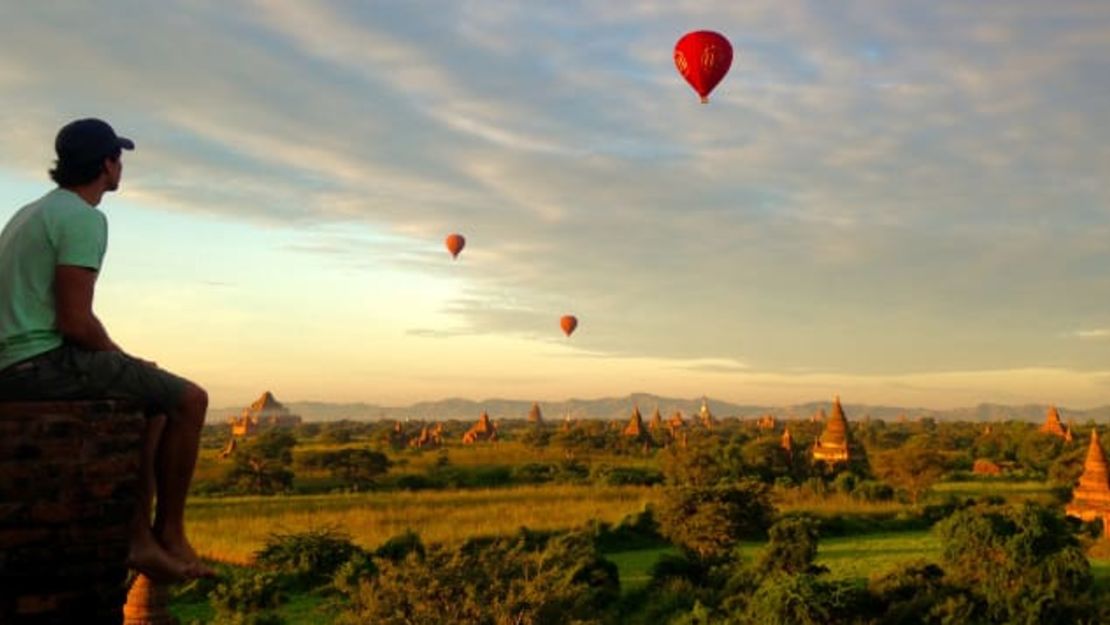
[54,264,121,352]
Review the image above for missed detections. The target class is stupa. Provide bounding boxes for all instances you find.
[623,405,649,440]
[649,406,664,435]
[1065,430,1110,528]
[698,397,716,429]
[527,402,544,425]
[781,426,794,456]
[1040,405,1068,438]
[462,411,498,444]
[812,396,851,465]
[229,391,302,437]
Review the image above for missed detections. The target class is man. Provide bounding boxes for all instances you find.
[0,118,213,581]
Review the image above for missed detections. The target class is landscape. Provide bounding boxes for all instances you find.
[167,391,1110,624]
[1,2,1107,624]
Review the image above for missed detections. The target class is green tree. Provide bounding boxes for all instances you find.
[299,448,391,488]
[934,502,1093,625]
[872,447,948,505]
[225,430,296,495]
[337,530,618,625]
[655,480,773,562]
[756,516,820,576]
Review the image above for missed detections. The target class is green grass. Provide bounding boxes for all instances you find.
[814,531,941,579]
[931,480,1056,502]
[171,592,333,625]
[606,547,679,592]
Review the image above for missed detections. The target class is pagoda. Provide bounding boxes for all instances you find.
[527,402,544,426]
[698,397,716,429]
[812,396,852,466]
[229,391,302,437]
[462,411,498,444]
[781,426,794,457]
[648,407,664,435]
[1065,430,1110,529]
[623,405,649,440]
[1040,405,1068,438]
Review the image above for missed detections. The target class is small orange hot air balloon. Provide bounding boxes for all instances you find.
[674,30,733,103]
[445,233,465,259]
[560,315,578,337]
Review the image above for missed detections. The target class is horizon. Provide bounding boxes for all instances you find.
[2,2,1108,410]
[215,388,1110,416]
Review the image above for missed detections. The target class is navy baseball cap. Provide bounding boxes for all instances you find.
[55,118,134,163]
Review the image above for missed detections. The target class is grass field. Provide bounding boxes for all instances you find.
[187,483,661,564]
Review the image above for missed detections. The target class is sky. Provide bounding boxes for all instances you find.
[1,1,1108,410]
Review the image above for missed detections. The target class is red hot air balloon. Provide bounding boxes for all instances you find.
[445,233,466,259]
[674,30,733,103]
[560,315,578,337]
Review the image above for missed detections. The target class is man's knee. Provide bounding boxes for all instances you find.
[179,383,208,424]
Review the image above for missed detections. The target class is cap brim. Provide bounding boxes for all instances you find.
[118,136,135,150]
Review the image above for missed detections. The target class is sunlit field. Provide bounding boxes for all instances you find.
[187,484,662,564]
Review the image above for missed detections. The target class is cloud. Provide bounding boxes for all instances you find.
[0,1,1108,378]
[1073,329,1110,340]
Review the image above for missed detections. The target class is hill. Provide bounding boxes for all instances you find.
[212,394,1110,424]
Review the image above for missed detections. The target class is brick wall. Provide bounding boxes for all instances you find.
[0,401,144,625]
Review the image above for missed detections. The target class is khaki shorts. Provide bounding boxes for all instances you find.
[0,345,190,417]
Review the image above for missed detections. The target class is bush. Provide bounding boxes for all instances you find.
[332,552,378,596]
[852,480,894,502]
[592,465,665,487]
[254,526,364,589]
[655,480,773,562]
[592,507,665,552]
[337,530,619,625]
[209,570,285,623]
[374,529,425,563]
[512,462,558,484]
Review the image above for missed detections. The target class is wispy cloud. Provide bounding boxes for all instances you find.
[0,1,1108,380]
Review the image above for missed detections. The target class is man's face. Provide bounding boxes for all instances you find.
[104,156,122,191]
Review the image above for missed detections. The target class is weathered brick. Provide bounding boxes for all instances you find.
[0,526,52,548]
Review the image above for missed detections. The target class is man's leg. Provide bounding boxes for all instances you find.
[126,414,191,582]
[151,382,212,575]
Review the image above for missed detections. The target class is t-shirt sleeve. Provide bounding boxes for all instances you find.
[54,208,108,270]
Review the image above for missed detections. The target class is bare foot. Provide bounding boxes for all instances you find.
[184,559,218,579]
[156,529,216,578]
[127,538,190,584]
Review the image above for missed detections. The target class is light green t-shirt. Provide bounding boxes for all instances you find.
[0,188,107,371]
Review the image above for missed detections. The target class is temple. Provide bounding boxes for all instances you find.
[1039,405,1068,439]
[527,402,544,425]
[781,426,794,457]
[623,405,649,441]
[229,391,302,437]
[649,406,664,435]
[811,396,852,466]
[698,397,716,429]
[462,411,498,444]
[1065,430,1110,530]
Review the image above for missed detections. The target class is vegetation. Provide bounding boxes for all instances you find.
[176,415,1110,623]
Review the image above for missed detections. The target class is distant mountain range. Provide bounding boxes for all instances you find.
[213,392,1110,424]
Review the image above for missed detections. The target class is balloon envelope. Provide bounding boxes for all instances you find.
[674,30,733,103]
[445,233,466,259]
[560,315,578,337]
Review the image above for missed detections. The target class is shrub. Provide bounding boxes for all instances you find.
[512,462,558,484]
[337,530,619,625]
[593,465,665,487]
[655,480,773,562]
[254,526,364,589]
[209,570,285,623]
[373,529,425,563]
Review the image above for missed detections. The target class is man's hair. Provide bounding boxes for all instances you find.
[49,149,121,187]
